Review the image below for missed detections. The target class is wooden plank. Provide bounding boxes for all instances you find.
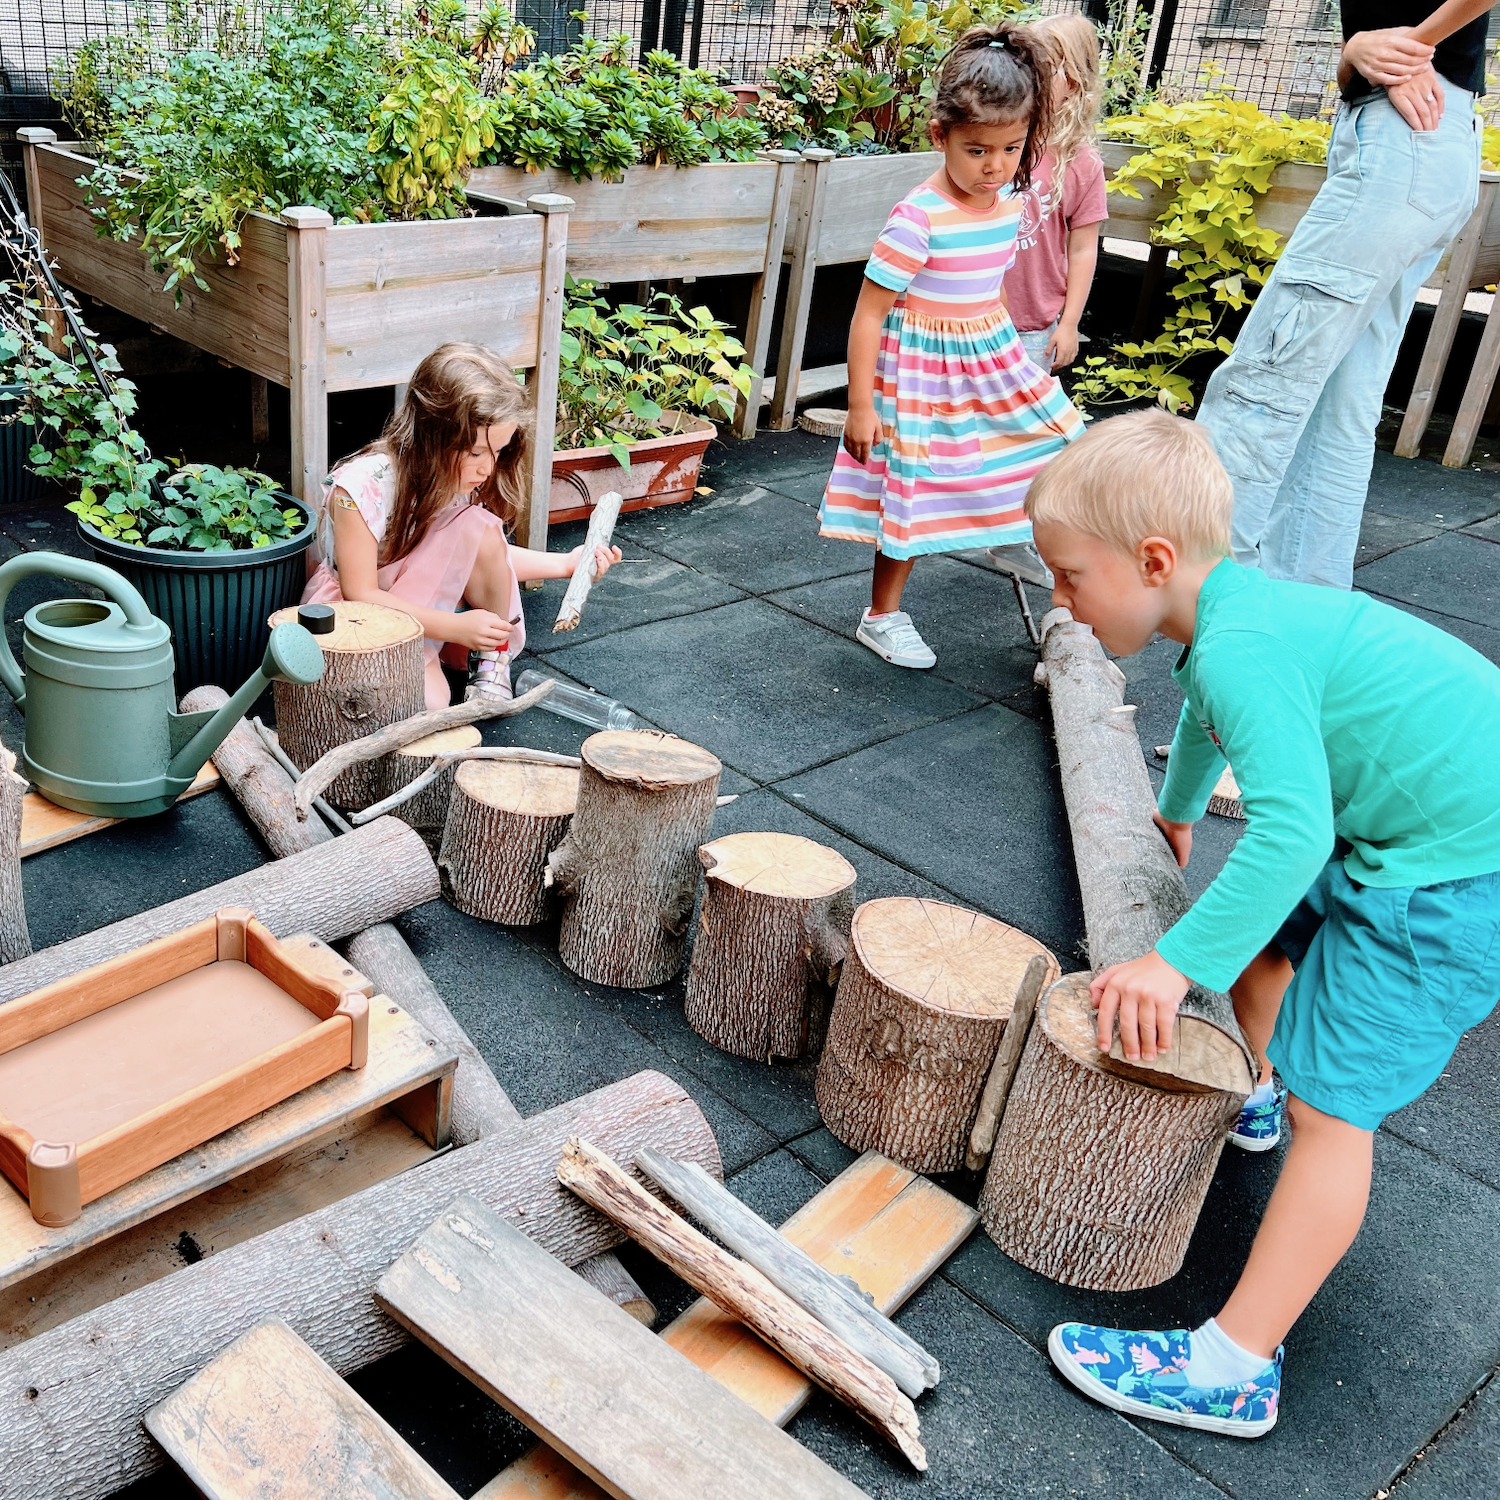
[146,1318,460,1500]
[0,998,456,1291]
[758,361,848,407]
[810,153,940,268]
[1443,280,1500,467]
[284,207,332,509]
[524,196,572,558]
[323,214,546,289]
[20,762,221,859]
[734,150,800,439]
[377,1193,870,1500]
[772,151,833,432]
[477,1152,977,1500]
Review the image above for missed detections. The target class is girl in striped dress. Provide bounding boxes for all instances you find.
[821,22,1084,669]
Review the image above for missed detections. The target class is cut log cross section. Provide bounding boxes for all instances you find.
[381,726,482,848]
[815,898,1059,1173]
[685,832,856,1061]
[547,731,721,988]
[440,760,580,926]
[270,600,425,810]
[979,974,1244,1291]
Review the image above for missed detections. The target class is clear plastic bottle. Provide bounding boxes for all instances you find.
[514,669,646,732]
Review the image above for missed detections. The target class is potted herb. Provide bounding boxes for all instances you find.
[551,279,754,522]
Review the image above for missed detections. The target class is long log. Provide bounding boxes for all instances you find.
[552,490,622,633]
[0,1072,717,1500]
[0,748,30,964]
[0,817,438,1005]
[557,1136,926,1470]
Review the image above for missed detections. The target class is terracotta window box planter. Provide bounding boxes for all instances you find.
[550,413,716,524]
[0,907,369,1227]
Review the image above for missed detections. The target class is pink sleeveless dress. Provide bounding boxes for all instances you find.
[300,452,525,710]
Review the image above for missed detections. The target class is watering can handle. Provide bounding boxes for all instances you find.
[0,552,157,708]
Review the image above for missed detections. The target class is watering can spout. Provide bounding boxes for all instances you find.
[166,622,326,785]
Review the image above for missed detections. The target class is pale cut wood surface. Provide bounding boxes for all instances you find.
[584,730,721,786]
[0,998,455,1291]
[382,726,482,840]
[478,1151,976,1500]
[270,599,421,652]
[19,762,220,859]
[147,1318,460,1500]
[379,1192,870,1500]
[461,759,579,817]
[557,1137,924,1469]
[699,831,854,899]
[398,726,483,758]
[0,1071,718,1500]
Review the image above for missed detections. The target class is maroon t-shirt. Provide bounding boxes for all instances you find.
[1006,147,1109,334]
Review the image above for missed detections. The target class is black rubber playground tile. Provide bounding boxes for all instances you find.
[1355,531,1500,629]
[1389,1371,1500,1498]
[1362,449,1500,531]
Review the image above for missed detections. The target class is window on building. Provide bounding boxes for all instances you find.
[1210,0,1270,30]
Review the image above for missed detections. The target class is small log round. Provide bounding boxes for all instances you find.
[439,760,580,925]
[814,898,1058,1173]
[548,731,721,989]
[684,832,856,1061]
[269,600,425,810]
[979,973,1244,1291]
[380,725,482,848]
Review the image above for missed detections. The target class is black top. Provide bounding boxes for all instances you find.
[1342,0,1492,98]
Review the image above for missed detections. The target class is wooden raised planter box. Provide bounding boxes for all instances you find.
[0,908,368,1227]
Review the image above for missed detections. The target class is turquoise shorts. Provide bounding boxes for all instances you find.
[1269,859,1500,1130]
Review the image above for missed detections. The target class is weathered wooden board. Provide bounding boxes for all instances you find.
[477,1151,977,1500]
[146,1318,460,1500]
[785,153,940,268]
[18,763,221,859]
[0,998,455,1291]
[378,1193,870,1500]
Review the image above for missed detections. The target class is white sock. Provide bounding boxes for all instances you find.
[1245,1076,1275,1108]
[1184,1318,1274,1388]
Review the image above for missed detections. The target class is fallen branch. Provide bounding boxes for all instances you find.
[292,678,556,821]
[964,953,1051,1171]
[552,491,623,634]
[348,747,581,827]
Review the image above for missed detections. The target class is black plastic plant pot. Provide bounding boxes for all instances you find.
[0,384,48,506]
[79,493,317,697]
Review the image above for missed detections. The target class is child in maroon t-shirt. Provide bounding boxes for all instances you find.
[1009,14,1107,373]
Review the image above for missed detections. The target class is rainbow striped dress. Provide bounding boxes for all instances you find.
[819,180,1083,558]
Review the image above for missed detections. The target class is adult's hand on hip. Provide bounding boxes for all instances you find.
[1342,26,1434,86]
[1388,63,1446,131]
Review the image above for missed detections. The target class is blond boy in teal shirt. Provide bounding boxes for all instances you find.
[1026,409,1500,1438]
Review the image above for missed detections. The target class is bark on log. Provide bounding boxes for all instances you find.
[978,974,1243,1291]
[572,1248,657,1327]
[552,490,622,634]
[0,747,30,964]
[547,732,721,988]
[558,1136,925,1470]
[964,953,1051,1172]
[439,760,579,926]
[0,817,438,1005]
[270,601,426,810]
[815,898,1059,1173]
[684,832,856,1062]
[1038,608,1255,1089]
[0,1072,718,1500]
[379,725,482,848]
[350,748,580,829]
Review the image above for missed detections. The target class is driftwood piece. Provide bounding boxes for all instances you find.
[439,760,580,925]
[292,677,557,821]
[377,1194,865,1500]
[0,1071,717,1500]
[964,954,1050,1171]
[0,817,438,1006]
[349,747,580,828]
[815,899,1059,1173]
[979,975,1243,1291]
[684,832,856,1061]
[547,731,722,988]
[1038,607,1255,1087]
[552,489,622,633]
[379,725,481,847]
[635,1147,936,1397]
[251,718,352,835]
[270,601,426,810]
[557,1135,926,1470]
[0,747,30,963]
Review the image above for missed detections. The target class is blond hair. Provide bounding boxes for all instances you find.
[1032,14,1102,176]
[1025,409,1232,561]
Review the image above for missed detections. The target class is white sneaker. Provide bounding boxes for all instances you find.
[985,541,1053,588]
[465,649,513,702]
[856,610,936,669]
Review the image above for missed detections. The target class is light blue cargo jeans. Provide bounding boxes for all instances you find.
[1196,75,1481,589]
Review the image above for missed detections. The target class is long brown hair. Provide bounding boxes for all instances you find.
[355,343,532,565]
[931,23,1055,194]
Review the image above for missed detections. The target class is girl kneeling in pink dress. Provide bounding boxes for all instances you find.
[302,343,620,709]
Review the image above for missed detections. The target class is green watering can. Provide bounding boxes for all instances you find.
[0,552,326,819]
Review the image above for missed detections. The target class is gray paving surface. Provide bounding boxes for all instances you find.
[12,431,1496,1500]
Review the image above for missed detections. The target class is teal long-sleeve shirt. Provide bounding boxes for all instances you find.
[1155,559,1500,992]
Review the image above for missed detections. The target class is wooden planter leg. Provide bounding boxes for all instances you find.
[282,206,332,510]
[735,150,802,440]
[771,149,833,432]
[380,725,482,850]
[521,193,574,562]
[547,731,721,988]
[249,374,270,446]
[814,898,1058,1173]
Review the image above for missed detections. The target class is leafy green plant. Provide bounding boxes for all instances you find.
[557,278,754,465]
[1100,0,1153,119]
[72,463,304,551]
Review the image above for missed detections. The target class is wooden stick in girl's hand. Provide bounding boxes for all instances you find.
[553,490,624,633]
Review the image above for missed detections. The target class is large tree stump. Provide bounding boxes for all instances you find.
[814,898,1059,1173]
[684,832,856,1061]
[439,760,580,926]
[547,731,721,988]
[978,974,1245,1290]
[269,601,425,810]
[0,746,30,964]
[380,725,482,848]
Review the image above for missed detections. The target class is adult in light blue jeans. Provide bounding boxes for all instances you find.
[1197,74,1481,589]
